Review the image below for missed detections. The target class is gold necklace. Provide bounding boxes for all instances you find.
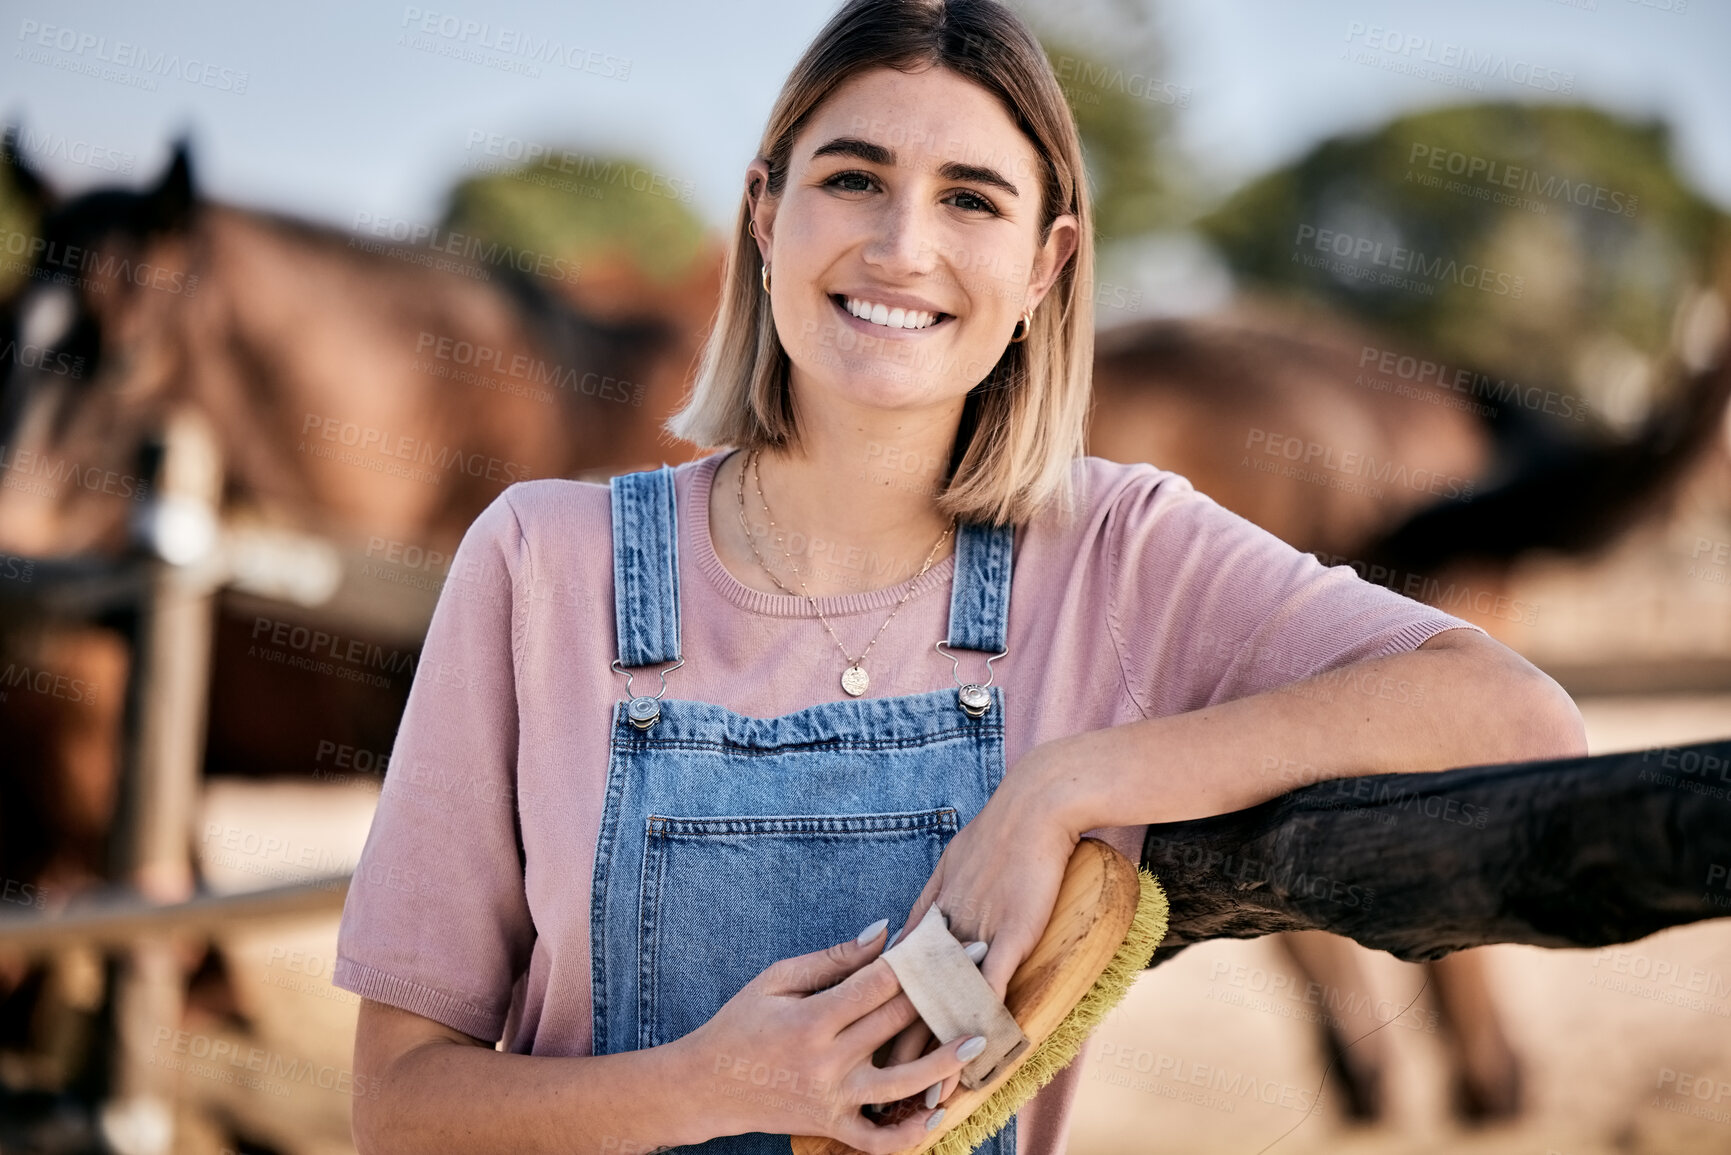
[736,448,956,698]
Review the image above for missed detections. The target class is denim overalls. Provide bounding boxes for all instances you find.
[590,463,1019,1154]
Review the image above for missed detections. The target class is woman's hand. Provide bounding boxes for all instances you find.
[875,740,1087,1111]
[673,920,991,1153]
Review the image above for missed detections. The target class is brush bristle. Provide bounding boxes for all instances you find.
[926,868,1170,1155]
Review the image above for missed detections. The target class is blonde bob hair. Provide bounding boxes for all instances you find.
[662,0,1095,528]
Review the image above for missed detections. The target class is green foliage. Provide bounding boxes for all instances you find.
[441,151,709,285]
[0,163,40,300]
[1197,103,1728,407]
[1030,31,1193,246]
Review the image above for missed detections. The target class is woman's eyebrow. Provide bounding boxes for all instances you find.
[809,136,1020,198]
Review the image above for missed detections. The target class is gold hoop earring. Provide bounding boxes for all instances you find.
[748,219,758,239]
[1009,307,1032,343]
[760,263,771,294]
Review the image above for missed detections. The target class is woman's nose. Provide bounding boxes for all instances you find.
[863,198,939,278]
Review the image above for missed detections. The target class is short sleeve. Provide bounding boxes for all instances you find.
[332,487,535,1043]
[1103,465,1486,718]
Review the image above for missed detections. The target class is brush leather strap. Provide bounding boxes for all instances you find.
[881,907,1030,1089]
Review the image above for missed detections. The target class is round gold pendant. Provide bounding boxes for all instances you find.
[840,664,869,697]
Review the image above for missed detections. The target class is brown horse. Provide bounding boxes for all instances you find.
[0,135,716,1100]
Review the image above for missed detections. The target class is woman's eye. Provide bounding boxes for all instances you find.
[825,170,876,193]
[947,189,999,216]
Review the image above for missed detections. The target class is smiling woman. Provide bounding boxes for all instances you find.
[332,2,1586,1154]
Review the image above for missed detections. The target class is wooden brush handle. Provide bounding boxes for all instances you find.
[789,837,1140,1155]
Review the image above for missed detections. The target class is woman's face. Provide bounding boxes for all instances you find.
[747,65,1078,419]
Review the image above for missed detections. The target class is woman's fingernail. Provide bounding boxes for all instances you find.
[956,1035,987,1062]
[963,940,988,965]
[856,918,888,945]
[923,1081,942,1109]
[886,926,903,949]
[926,1107,947,1131]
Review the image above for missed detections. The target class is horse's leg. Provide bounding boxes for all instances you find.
[1426,949,1523,1122]
[1273,930,1391,1122]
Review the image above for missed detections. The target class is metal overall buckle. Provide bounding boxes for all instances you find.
[934,640,1007,719]
[610,656,684,730]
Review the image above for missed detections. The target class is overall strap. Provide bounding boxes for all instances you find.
[610,464,681,667]
[945,520,1014,653]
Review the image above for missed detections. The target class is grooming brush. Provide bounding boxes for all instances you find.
[791,836,1169,1155]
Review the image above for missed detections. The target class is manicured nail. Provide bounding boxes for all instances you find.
[926,1107,946,1131]
[963,940,988,965]
[856,918,888,945]
[924,1081,942,1109]
[956,1035,987,1062]
[886,926,903,949]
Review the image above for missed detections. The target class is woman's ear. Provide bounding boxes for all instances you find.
[1025,213,1079,312]
[745,159,777,264]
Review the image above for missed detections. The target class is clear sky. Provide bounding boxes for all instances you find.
[4,0,1727,234]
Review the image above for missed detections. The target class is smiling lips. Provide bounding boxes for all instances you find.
[835,294,950,331]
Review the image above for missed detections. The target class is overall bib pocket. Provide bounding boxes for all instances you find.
[638,807,960,1050]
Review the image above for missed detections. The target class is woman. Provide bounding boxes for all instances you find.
[334,1,1587,1152]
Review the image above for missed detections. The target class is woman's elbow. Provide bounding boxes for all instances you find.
[1506,668,1589,762]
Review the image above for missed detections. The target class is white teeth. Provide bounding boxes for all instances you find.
[845,296,939,330]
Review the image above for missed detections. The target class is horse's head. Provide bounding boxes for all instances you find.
[0,130,202,555]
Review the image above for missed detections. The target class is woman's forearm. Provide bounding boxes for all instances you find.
[354,1031,729,1155]
[1033,627,1588,831]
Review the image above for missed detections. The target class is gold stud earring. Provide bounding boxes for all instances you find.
[761,263,772,294]
[1009,307,1032,343]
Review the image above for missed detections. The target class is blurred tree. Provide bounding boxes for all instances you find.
[1026,8,1197,249]
[441,149,710,292]
[1196,103,1728,431]
[0,128,45,300]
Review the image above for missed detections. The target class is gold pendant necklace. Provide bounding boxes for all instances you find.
[736,449,955,698]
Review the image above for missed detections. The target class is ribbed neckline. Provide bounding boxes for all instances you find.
[689,449,958,619]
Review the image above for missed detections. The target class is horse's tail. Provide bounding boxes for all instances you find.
[1360,321,1731,577]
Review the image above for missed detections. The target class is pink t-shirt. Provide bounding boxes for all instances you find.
[333,449,1481,1153]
